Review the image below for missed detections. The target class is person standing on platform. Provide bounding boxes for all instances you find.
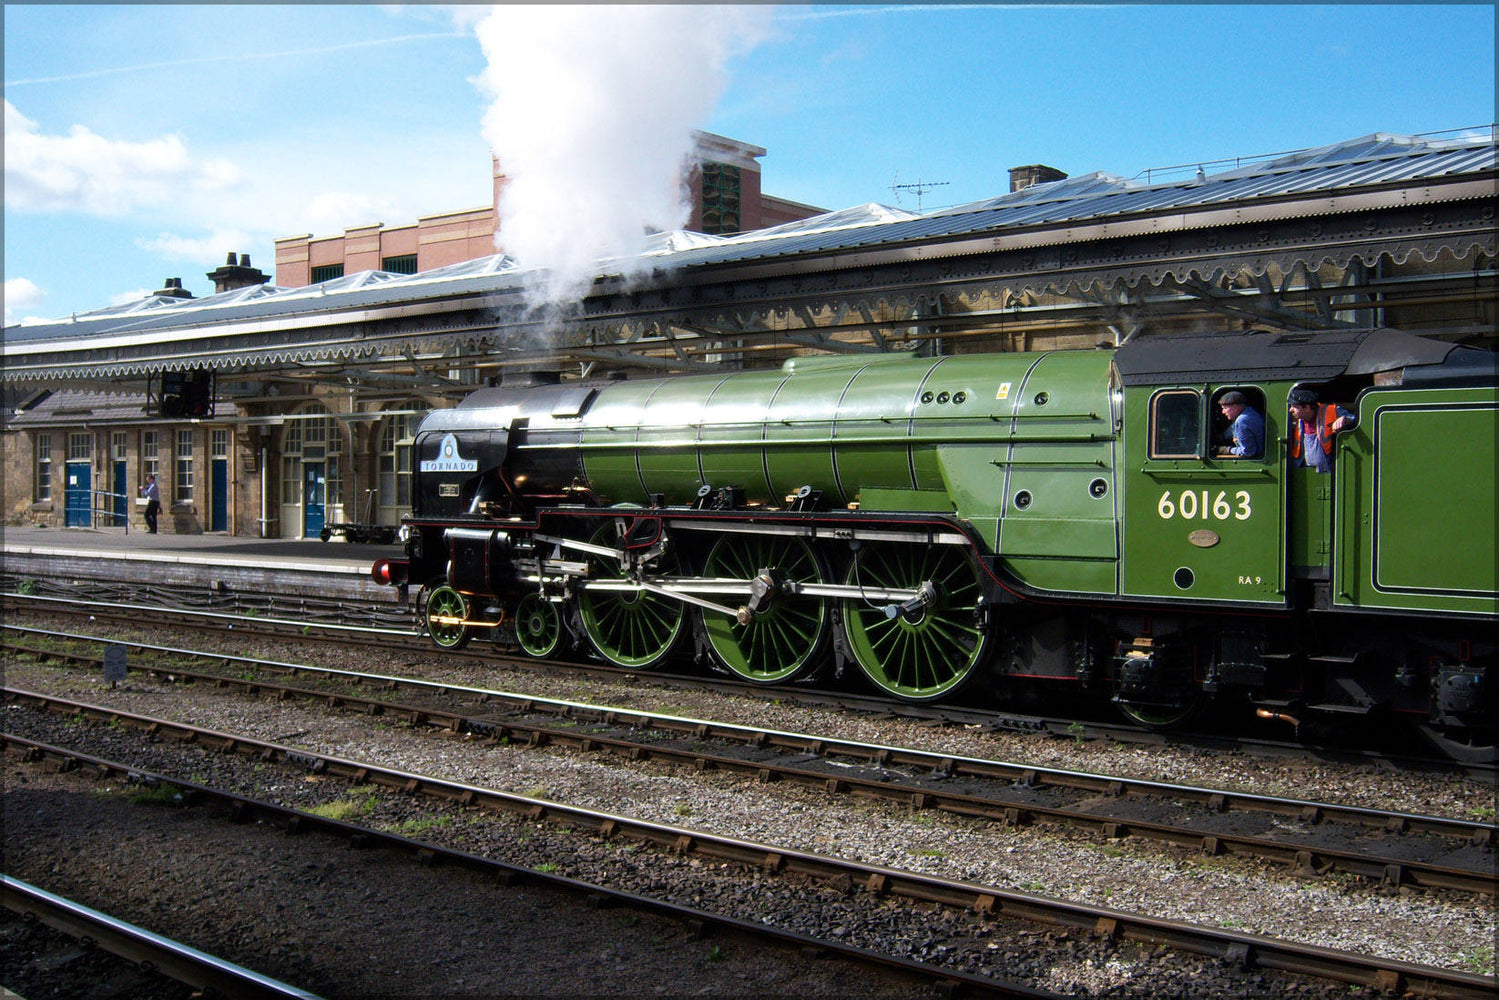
[140,474,161,534]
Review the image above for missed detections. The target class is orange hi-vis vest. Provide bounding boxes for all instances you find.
[1288,404,1340,459]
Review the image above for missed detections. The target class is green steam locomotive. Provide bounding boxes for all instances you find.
[372,328,1496,760]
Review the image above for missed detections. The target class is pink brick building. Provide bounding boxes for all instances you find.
[274,132,821,287]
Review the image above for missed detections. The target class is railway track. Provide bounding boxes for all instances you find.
[7,592,1490,779]
[5,631,1492,899]
[4,692,1494,1000]
[3,877,320,1000]
[3,731,1014,1000]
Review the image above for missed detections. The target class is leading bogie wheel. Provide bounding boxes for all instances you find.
[700,534,831,684]
[424,584,472,650]
[840,542,989,702]
[515,592,563,659]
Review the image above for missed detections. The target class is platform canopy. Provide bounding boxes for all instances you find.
[4,130,1494,403]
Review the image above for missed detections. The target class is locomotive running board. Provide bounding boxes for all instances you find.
[578,576,930,612]
[665,519,971,547]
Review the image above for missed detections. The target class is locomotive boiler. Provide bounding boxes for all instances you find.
[372,327,1497,761]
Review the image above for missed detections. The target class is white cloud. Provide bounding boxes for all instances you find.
[137,228,258,263]
[108,287,155,307]
[300,191,407,237]
[3,99,242,216]
[4,277,46,325]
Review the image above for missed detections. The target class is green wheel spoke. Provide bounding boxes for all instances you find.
[840,543,989,702]
[424,584,471,651]
[515,593,561,659]
[577,523,684,669]
[701,536,830,684]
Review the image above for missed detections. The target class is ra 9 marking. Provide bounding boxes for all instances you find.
[1157,489,1252,521]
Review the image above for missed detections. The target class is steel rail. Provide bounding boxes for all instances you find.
[3,876,323,1000]
[7,597,1495,781]
[0,603,1158,743]
[1,730,1055,1000]
[4,590,414,637]
[4,695,1493,1000]
[6,631,1493,867]
[8,636,1491,896]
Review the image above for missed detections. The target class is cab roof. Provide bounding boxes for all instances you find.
[1111,328,1466,386]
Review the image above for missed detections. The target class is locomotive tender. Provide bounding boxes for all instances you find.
[372,328,1497,759]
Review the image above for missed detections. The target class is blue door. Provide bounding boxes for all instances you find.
[211,458,229,532]
[303,462,325,538]
[65,462,91,527]
[113,461,128,526]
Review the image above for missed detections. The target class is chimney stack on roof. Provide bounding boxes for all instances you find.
[1009,164,1067,193]
[206,251,271,294]
[154,277,194,300]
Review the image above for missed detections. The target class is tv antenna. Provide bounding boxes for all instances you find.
[890,174,950,212]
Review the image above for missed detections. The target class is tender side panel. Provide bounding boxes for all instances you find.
[1336,391,1498,614]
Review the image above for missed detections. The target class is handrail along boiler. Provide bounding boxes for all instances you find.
[371,328,1497,761]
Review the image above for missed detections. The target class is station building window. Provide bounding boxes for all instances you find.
[142,431,159,481]
[382,254,417,275]
[310,263,345,284]
[68,432,91,463]
[176,428,195,501]
[378,410,417,523]
[35,433,52,501]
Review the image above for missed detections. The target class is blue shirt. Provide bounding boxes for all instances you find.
[141,480,160,503]
[1227,408,1264,459]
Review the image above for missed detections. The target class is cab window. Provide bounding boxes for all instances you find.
[1149,390,1201,459]
[1210,387,1266,460]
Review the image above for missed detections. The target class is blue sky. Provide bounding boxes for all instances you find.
[5,3,1495,325]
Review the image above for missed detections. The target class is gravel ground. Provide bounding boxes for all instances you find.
[5,762,949,1000]
[4,614,1496,996]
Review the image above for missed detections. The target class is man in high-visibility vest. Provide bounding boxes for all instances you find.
[1287,388,1356,473]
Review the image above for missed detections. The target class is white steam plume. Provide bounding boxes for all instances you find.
[471,5,773,311]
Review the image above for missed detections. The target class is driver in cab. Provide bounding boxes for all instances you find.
[1214,391,1264,459]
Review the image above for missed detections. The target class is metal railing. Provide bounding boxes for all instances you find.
[62,489,135,533]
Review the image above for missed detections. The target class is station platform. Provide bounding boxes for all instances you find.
[1,526,405,605]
